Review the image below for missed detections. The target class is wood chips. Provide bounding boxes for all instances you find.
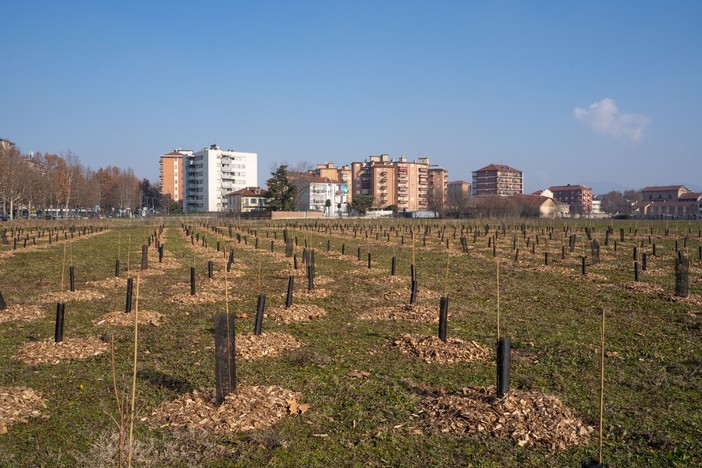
[148,385,306,434]
[236,332,303,360]
[167,290,224,305]
[0,386,48,435]
[93,310,164,327]
[419,385,594,451]
[0,304,46,324]
[293,288,331,300]
[359,304,443,323]
[393,334,491,364]
[14,337,109,365]
[39,290,106,303]
[266,304,328,323]
[86,277,128,290]
[383,287,441,302]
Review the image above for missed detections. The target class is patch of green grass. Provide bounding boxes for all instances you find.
[1,218,701,466]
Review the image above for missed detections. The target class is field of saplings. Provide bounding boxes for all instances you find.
[0,217,700,466]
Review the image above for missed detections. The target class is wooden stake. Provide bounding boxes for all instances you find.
[599,308,606,465]
[127,274,140,467]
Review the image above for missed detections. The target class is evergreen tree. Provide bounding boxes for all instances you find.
[266,165,297,211]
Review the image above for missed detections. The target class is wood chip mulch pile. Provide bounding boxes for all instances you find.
[383,288,442,302]
[418,385,594,450]
[15,337,109,365]
[359,304,442,323]
[148,385,307,434]
[0,386,48,435]
[392,334,491,364]
[236,332,303,360]
[0,305,46,324]
[93,310,164,327]
[167,291,224,305]
[266,304,328,323]
[39,290,106,303]
[86,277,127,290]
[293,288,331,300]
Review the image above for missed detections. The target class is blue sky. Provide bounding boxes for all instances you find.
[2,1,701,193]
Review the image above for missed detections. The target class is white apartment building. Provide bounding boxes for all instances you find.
[184,144,257,212]
[294,175,349,216]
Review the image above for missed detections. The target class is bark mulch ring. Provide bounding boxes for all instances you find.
[86,277,127,290]
[0,304,46,324]
[392,334,491,364]
[292,288,331,300]
[383,288,442,303]
[266,304,328,324]
[93,310,164,327]
[236,332,303,360]
[14,337,109,365]
[39,290,106,303]
[359,304,443,324]
[416,385,594,451]
[167,291,224,305]
[0,386,48,435]
[148,385,308,434]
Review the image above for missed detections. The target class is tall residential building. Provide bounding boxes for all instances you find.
[309,162,353,202]
[549,184,593,215]
[184,144,257,212]
[159,149,191,206]
[428,167,448,212]
[351,154,438,212]
[447,180,471,201]
[472,164,523,197]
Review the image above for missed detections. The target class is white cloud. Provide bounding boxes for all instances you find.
[574,98,651,142]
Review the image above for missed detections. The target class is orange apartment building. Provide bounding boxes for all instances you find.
[549,184,593,215]
[472,164,523,197]
[159,149,191,206]
[351,154,442,212]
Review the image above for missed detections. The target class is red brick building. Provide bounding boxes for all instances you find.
[471,164,522,197]
[548,184,593,215]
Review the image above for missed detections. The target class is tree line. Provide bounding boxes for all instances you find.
[0,142,158,220]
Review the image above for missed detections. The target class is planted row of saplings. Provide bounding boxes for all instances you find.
[1,224,108,250]
[222,220,701,274]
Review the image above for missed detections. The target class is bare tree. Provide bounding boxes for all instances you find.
[0,144,30,219]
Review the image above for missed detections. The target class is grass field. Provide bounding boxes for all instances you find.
[0,217,700,467]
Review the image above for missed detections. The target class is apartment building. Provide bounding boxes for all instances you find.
[549,184,593,215]
[184,144,257,212]
[351,154,439,212]
[159,149,191,206]
[447,180,471,201]
[310,163,352,192]
[471,164,523,197]
[428,167,448,211]
[291,174,348,216]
